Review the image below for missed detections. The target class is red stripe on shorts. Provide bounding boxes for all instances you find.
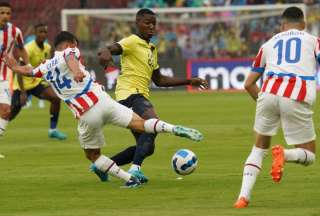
[283,77,296,98]
[76,97,89,110]
[296,80,306,101]
[270,77,283,94]
[86,91,98,105]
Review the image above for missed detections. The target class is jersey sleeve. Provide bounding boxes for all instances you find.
[15,27,25,49]
[315,38,320,64]
[251,47,266,73]
[63,47,81,61]
[31,60,49,78]
[117,37,133,55]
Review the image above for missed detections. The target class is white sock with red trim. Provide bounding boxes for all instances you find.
[94,155,131,182]
[0,118,8,136]
[238,146,268,200]
[144,118,175,133]
[284,148,316,166]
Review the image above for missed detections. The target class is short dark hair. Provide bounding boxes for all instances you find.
[54,31,78,47]
[34,23,47,30]
[136,8,155,19]
[281,7,304,23]
[0,2,11,8]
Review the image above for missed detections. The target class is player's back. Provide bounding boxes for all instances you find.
[33,47,99,117]
[263,29,318,76]
[259,29,320,105]
[40,48,92,99]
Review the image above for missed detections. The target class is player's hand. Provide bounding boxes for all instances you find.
[74,72,85,82]
[97,47,112,67]
[190,78,209,90]
[19,91,28,106]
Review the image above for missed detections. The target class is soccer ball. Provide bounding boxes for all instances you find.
[172,149,198,175]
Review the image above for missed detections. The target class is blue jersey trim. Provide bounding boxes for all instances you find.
[266,71,315,80]
[251,67,265,73]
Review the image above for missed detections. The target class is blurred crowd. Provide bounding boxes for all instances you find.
[79,3,320,61]
[129,0,320,7]
[8,0,320,64]
[70,0,320,61]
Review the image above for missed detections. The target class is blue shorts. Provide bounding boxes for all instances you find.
[118,94,154,117]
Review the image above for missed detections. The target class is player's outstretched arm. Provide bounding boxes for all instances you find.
[16,47,29,65]
[244,72,262,101]
[97,43,122,68]
[65,53,85,82]
[4,55,33,76]
[151,68,208,89]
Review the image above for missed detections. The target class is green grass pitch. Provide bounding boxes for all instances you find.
[0,91,319,216]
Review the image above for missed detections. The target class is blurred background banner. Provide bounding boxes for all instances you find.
[187,58,252,91]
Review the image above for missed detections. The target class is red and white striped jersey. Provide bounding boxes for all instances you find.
[252,29,320,105]
[32,47,99,118]
[0,22,24,81]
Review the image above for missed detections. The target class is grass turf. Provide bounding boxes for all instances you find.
[0,91,319,216]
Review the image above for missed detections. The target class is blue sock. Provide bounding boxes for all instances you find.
[50,112,59,130]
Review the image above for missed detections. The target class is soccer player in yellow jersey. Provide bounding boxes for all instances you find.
[98,8,208,183]
[11,23,66,140]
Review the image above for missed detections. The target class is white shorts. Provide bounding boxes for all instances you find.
[254,92,316,145]
[77,89,133,149]
[0,80,11,105]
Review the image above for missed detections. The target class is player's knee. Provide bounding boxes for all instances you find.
[0,105,11,120]
[302,149,316,166]
[128,112,145,132]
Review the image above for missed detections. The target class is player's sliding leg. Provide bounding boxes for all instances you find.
[111,146,136,166]
[271,141,316,183]
[128,113,203,141]
[234,134,270,208]
[112,99,160,184]
[40,86,67,140]
[126,106,158,184]
[85,149,140,188]
[128,133,156,183]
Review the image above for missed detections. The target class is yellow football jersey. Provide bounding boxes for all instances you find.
[13,40,51,90]
[115,34,159,101]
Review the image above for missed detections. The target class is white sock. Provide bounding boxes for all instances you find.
[284,148,316,166]
[238,146,268,201]
[49,128,57,133]
[94,155,131,182]
[144,118,175,133]
[0,118,9,136]
[129,164,141,172]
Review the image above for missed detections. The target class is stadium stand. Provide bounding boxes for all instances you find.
[8,0,320,62]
